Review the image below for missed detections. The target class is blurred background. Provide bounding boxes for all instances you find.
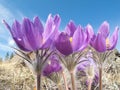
[0,0,120,59]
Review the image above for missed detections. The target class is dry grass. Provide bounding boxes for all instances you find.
[0,51,120,90]
[0,56,34,90]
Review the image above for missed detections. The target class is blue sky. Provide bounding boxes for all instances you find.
[0,0,120,58]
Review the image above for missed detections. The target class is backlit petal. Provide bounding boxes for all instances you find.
[98,21,109,38]
[109,27,119,50]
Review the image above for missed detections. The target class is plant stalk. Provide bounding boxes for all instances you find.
[88,78,93,90]
[70,71,76,90]
[62,71,68,90]
[36,74,41,90]
[99,66,102,90]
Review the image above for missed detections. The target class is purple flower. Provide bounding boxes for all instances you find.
[77,53,99,85]
[90,21,119,52]
[55,25,90,56]
[43,55,62,76]
[3,14,61,51]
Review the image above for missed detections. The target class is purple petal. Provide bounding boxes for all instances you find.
[72,26,82,51]
[43,14,61,48]
[85,24,94,39]
[13,37,31,51]
[43,55,62,76]
[92,33,106,52]
[65,20,76,37]
[33,16,44,33]
[12,20,31,51]
[22,18,42,50]
[50,56,62,72]
[3,20,14,36]
[43,14,61,40]
[41,37,53,49]
[33,17,43,48]
[4,17,44,51]
[55,32,73,56]
[98,21,109,38]
[43,14,53,38]
[53,14,61,26]
[12,20,23,38]
[90,34,96,47]
[108,27,119,50]
[3,20,31,51]
[72,26,88,51]
[42,26,60,49]
[78,31,90,51]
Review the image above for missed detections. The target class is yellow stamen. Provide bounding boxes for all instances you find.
[106,38,110,48]
[69,37,73,43]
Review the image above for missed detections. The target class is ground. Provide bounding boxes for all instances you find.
[0,49,120,90]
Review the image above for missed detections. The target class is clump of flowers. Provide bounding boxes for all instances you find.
[3,14,119,90]
[3,14,61,90]
[89,21,119,90]
[55,21,90,90]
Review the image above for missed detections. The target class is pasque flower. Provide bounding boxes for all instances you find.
[90,21,119,52]
[43,55,63,90]
[55,23,90,90]
[3,14,60,51]
[43,55,62,76]
[3,14,61,75]
[3,14,61,90]
[77,58,98,79]
[77,51,99,87]
[55,25,90,56]
[88,21,119,90]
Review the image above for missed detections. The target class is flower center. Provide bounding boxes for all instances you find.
[106,38,110,49]
[69,37,73,43]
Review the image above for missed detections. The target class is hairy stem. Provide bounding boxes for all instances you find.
[36,74,41,90]
[62,71,68,90]
[88,78,93,90]
[99,66,102,90]
[45,77,48,89]
[70,71,76,90]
